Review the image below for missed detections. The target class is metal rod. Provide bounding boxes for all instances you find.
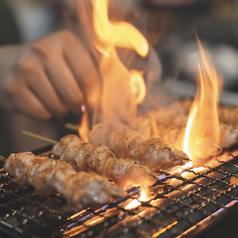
[65,123,78,132]
[22,131,58,145]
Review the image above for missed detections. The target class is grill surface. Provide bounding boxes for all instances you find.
[1,150,238,238]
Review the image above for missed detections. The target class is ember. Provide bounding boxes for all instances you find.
[125,187,151,210]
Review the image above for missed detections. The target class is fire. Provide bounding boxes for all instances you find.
[130,70,146,105]
[125,187,151,210]
[91,0,148,57]
[183,36,222,165]
[91,0,149,124]
[78,105,89,143]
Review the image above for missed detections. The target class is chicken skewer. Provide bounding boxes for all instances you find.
[217,106,238,127]
[22,131,156,188]
[4,152,125,210]
[52,134,156,188]
[88,124,190,171]
[153,98,238,127]
[145,111,238,149]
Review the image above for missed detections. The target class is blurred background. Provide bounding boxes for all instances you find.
[139,0,238,104]
[0,0,238,156]
[0,0,64,156]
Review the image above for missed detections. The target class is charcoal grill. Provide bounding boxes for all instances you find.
[1,148,238,238]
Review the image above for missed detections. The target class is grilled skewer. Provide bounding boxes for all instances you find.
[154,98,238,127]
[217,106,238,127]
[145,111,238,149]
[52,134,156,188]
[22,131,156,188]
[88,124,190,171]
[4,152,124,210]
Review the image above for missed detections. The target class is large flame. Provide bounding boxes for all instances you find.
[91,0,149,124]
[183,36,221,165]
[92,0,148,57]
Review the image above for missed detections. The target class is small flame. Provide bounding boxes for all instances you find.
[125,187,150,210]
[91,0,149,124]
[130,70,146,105]
[78,105,89,143]
[183,35,221,165]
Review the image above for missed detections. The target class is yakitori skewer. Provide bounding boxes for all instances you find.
[4,152,124,210]
[22,131,156,188]
[89,124,190,171]
[64,123,190,171]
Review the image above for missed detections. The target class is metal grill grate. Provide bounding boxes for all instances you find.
[1,153,238,238]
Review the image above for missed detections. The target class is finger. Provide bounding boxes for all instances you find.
[10,82,52,120]
[63,35,101,114]
[22,58,68,118]
[44,58,85,114]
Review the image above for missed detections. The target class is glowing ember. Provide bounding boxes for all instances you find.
[168,161,206,187]
[183,35,222,165]
[125,187,150,210]
[91,0,149,124]
[68,209,87,220]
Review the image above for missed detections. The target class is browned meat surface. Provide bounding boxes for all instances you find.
[52,135,156,188]
[219,123,238,148]
[4,152,124,210]
[218,106,238,126]
[88,124,189,171]
[149,120,238,150]
[151,98,238,127]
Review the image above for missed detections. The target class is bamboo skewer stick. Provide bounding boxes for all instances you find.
[22,131,58,145]
[0,132,58,164]
[0,133,58,164]
[65,123,78,132]
[0,156,6,162]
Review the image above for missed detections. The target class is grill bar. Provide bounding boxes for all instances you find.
[0,150,238,238]
[180,200,238,238]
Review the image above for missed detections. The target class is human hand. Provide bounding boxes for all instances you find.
[0,30,101,120]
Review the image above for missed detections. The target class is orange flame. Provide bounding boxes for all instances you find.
[91,0,149,124]
[91,0,148,57]
[125,187,150,210]
[130,70,146,105]
[78,105,89,143]
[183,36,221,165]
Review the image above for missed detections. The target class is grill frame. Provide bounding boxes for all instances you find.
[1,147,238,238]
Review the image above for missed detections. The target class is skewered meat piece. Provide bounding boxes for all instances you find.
[4,152,124,210]
[150,121,238,150]
[219,123,238,148]
[88,124,189,171]
[153,98,238,127]
[150,99,191,127]
[218,106,238,126]
[52,135,156,188]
